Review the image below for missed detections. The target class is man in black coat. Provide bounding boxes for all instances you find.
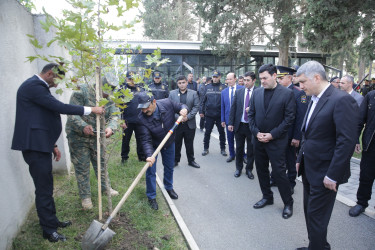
[273,66,308,193]
[11,63,104,242]
[137,92,187,210]
[248,64,295,219]
[119,71,145,163]
[228,71,257,179]
[296,61,358,250]
[349,90,375,217]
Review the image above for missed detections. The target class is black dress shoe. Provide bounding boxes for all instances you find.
[221,150,227,156]
[167,189,178,199]
[246,170,254,179]
[174,161,179,167]
[57,220,72,228]
[148,199,158,210]
[349,204,366,217]
[243,157,248,164]
[253,198,273,209]
[188,161,200,168]
[202,149,209,156]
[226,156,235,162]
[234,170,241,178]
[43,231,67,242]
[296,247,308,250]
[282,202,293,219]
[121,158,128,164]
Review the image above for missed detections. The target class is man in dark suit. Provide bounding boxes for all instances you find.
[11,63,104,242]
[349,89,375,217]
[228,72,256,179]
[296,61,358,250]
[248,64,295,219]
[273,66,308,193]
[187,73,198,91]
[169,75,200,168]
[221,72,244,162]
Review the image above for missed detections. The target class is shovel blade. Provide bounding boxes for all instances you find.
[81,220,116,250]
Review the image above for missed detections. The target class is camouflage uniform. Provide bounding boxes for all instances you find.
[66,84,119,199]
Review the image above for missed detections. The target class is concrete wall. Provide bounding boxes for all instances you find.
[0,1,74,249]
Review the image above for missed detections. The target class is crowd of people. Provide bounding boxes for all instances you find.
[11,61,375,249]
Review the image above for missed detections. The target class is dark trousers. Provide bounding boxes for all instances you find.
[226,126,236,158]
[175,123,196,163]
[204,116,226,150]
[235,123,254,171]
[146,143,175,199]
[199,116,205,130]
[254,139,293,205]
[357,140,375,207]
[22,150,58,234]
[121,122,145,161]
[270,141,297,188]
[302,173,337,250]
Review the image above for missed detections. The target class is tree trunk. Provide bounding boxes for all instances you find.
[278,36,290,66]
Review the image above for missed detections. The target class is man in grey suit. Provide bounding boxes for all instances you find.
[340,75,364,107]
[228,72,257,179]
[169,75,200,168]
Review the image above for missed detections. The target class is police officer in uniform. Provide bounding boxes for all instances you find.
[200,70,227,156]
[119,71,146,163]
[271,66,309,193]
[149,71,169,100]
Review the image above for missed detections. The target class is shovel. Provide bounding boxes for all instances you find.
[81,115,184,250]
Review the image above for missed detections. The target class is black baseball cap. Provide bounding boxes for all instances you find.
[137,92,154,109]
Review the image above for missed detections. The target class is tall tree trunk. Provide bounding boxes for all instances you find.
[278,36,290,66]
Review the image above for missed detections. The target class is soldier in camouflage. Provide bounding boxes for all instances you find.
[66,83,119,210]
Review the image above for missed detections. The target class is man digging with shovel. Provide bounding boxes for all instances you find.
[137,92,188,210]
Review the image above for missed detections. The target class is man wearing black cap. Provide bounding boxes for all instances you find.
[199,70,227,156]
[137,92,188,210]
[274,65,309,193]
[149,71,169,100]
[119,71,146,163]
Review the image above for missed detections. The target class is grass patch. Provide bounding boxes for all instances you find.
[12,133,188,249]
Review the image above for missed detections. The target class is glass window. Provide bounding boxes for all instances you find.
[300,58,311,65]
[200,55,215,65]
[263,57,274,64]
[217,56,232,66]
[183,55,199,66]
[163,55,182,65]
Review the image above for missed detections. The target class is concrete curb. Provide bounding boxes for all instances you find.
[156,173,199,250]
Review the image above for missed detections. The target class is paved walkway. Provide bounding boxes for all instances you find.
[156,121,375,249]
